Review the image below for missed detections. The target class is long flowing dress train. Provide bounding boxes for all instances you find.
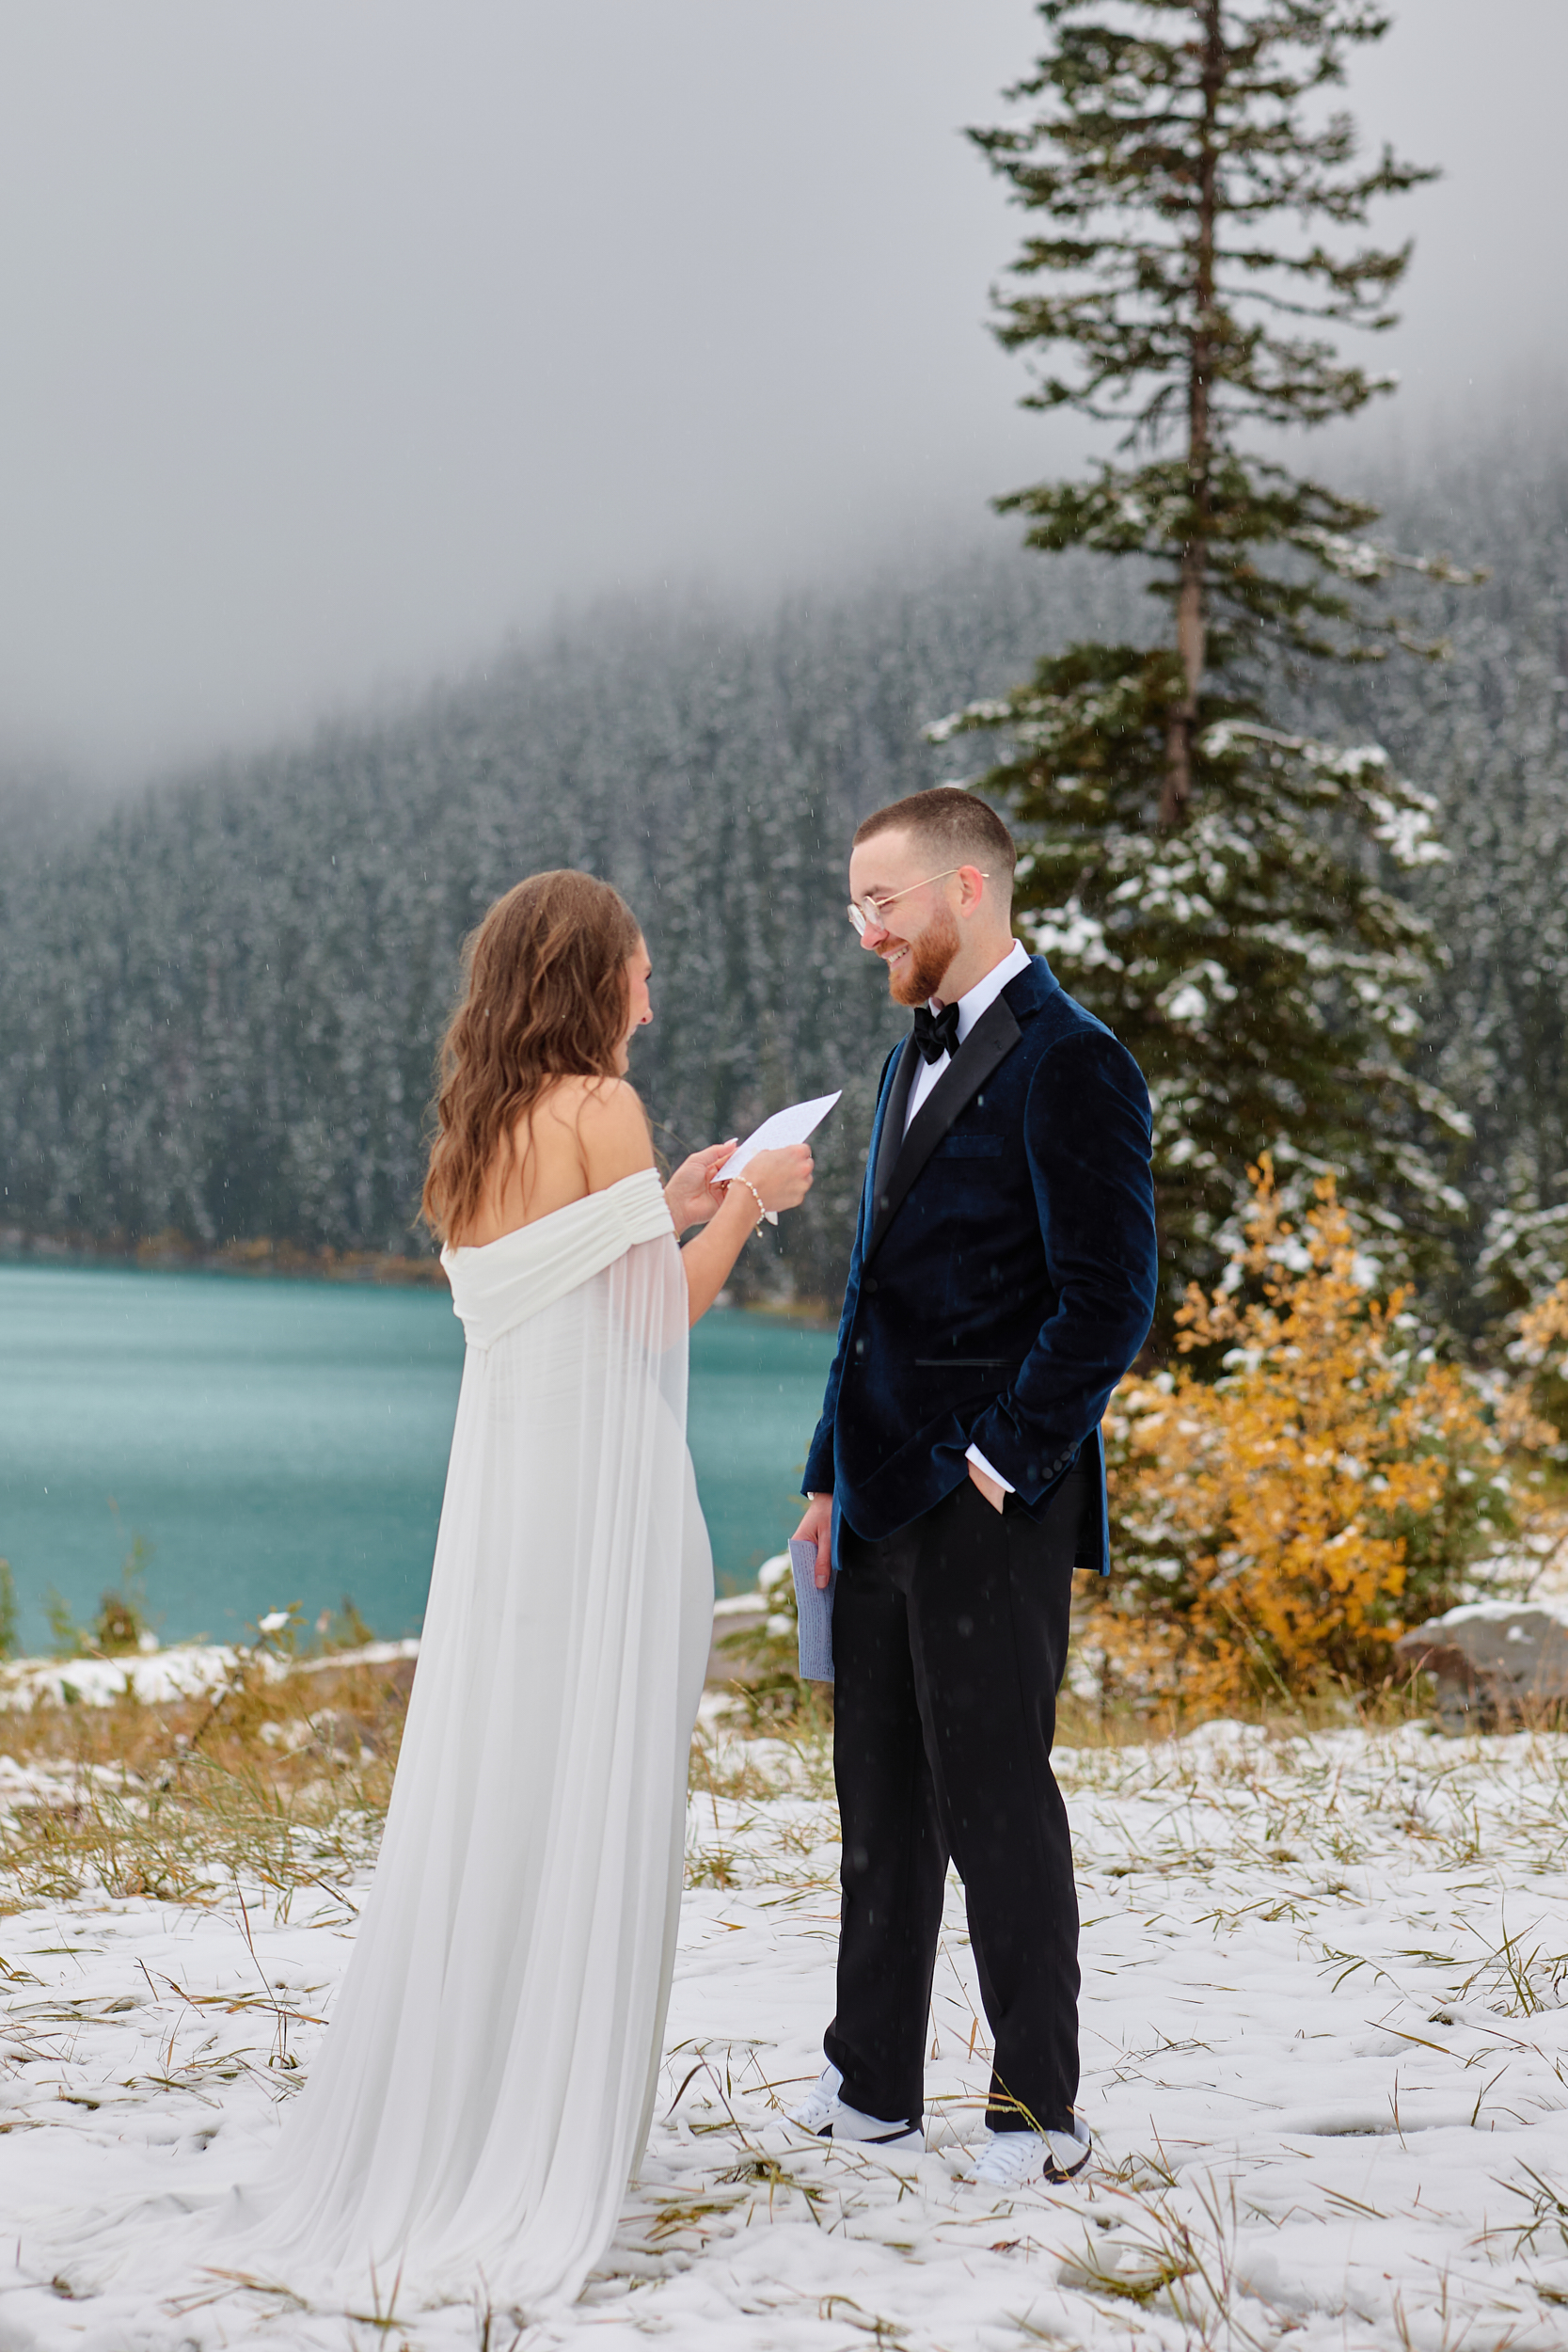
[209,1168,712,2311]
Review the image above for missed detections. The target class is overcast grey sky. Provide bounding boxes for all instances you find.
[1,0,1562,781]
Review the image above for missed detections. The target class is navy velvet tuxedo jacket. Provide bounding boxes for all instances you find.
[802,954,1158,1572]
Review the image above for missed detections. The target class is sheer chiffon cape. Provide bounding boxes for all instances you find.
[207,1168,713,2311]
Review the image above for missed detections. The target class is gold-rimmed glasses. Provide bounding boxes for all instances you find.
[847,867,990,937]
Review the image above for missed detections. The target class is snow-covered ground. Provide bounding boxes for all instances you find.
[6,1716,1568,2348]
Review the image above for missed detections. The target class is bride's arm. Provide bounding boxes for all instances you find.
[578,1087,814,1327]
[678,1145,815,1327]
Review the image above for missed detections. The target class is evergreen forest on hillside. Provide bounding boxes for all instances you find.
[0,436,1564,1322]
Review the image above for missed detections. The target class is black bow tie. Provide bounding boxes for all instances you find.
[911,1002,960,1065]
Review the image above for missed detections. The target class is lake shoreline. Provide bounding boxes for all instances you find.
[0,1222,448,1286]
[0,1224,838,1325]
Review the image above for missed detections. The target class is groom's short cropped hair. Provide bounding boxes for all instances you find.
[852,788,1017,900]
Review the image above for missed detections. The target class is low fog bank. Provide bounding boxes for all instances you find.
[0,767,126,863]
[17,396,1567,821]
[12,518,1119,807]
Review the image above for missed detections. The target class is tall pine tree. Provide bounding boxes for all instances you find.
[938,0,1481,1332]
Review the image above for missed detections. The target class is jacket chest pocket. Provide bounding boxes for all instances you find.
[935,1133,1004,1158]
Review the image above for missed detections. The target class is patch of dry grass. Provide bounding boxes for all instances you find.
[0,1655,414,1914]
[0,1622,1471,1925]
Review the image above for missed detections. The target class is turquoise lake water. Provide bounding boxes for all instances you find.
[0,1264,836,1653]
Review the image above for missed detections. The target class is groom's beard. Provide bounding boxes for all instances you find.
[882,904,961,1009]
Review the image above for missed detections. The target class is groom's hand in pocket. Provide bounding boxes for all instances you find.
[967,1460,1006,1514]
[793,1492,833,1587]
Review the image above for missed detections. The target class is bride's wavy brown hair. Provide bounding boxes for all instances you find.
[420,869,643,1246]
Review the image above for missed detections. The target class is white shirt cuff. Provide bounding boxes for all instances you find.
[965,1442,1015,1495]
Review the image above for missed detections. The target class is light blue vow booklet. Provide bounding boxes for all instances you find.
[789,1538,836,1682]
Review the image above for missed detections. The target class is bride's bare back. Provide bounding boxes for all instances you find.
[453,1077,657,1250]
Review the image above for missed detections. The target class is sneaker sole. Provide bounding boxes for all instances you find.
[821,2124,924,2150]
[792,2100,921,2150]
[971,2137,1093,2189]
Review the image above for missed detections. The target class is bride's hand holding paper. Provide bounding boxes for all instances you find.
[722,1141,816,1217]
[664,1090,839,1232]
[662,1140,737,1232]
[716,1089,841,1224]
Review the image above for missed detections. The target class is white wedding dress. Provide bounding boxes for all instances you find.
[209,1168,713,2311]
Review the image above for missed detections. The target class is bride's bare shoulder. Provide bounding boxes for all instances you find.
[533,1075,654,1188]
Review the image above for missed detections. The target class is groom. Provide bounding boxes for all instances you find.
[791,788,1158,2189]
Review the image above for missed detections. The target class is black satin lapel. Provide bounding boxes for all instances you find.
[868,1040,919,1232]
[864,995,1022,1260]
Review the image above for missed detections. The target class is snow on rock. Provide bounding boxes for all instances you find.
[6,1723,1568,2344]
[1425,1597,1568,1629]
[0,1642,245,1709]
[0,1637,421,1711]
[1398,1603,1568,1729]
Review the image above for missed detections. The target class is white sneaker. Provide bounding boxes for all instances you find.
[970,2114,1091,2189]
[787,2063,842,2135]
[787,2064,923,2151]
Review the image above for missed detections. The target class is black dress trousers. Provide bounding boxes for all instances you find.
[824,1461,1088,2136]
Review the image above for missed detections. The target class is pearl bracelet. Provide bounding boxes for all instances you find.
[727,1174,768,1232]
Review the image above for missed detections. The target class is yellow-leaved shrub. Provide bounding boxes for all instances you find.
[1086,1161,1540,1713]
[1498,1279,1568,1456]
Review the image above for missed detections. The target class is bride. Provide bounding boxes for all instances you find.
[214,868,813,2311]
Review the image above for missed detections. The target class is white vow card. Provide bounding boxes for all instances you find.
[716,1090,842,1224]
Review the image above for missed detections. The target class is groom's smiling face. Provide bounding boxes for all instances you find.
[848,829,964,1009]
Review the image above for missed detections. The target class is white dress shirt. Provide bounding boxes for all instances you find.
[902,937,1031,1138]
[902,937,1032,1496]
